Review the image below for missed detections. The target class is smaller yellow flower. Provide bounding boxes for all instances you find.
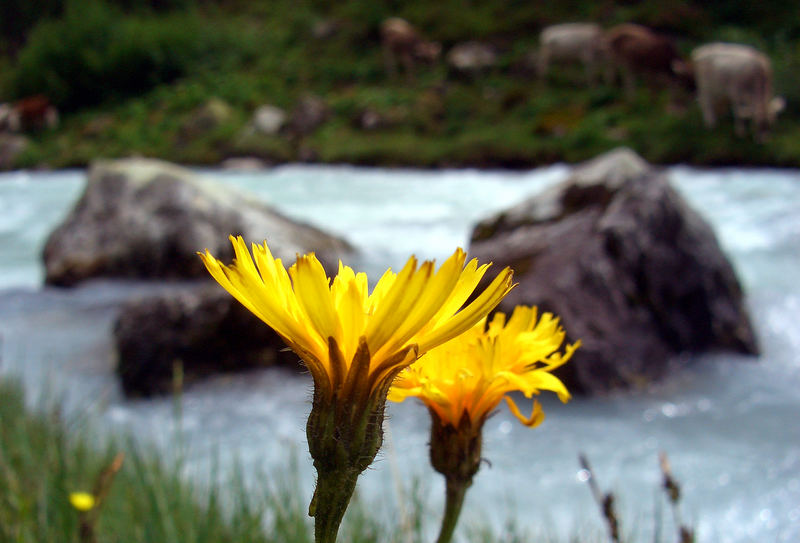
[69,492,96,512]
[389,305,579,430]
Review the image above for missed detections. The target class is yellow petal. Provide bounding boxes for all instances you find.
[290,254,341,344]
[505,397,546,427]
[416,266,514,353]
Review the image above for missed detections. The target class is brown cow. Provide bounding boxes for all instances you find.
[691,43,785,141]
[11,95,59,132]
[380,17,441,81]
[537,23,611,85]
[605,24,691,96]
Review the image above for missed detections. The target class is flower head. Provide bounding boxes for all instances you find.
[199,236,514,401]
[200,236,514,543]
[69,492,96,512]
[389,305,579,430]
[390,305,578,543]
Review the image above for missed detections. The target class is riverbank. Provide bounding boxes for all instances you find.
[1,375,626,542]
[2,1,800,170]
[0,377,291,542]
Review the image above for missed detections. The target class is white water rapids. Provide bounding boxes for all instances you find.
[0,164,798,542]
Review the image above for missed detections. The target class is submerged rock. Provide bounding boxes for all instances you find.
[470,147,758,394]
[43,158,352,286]
[114,284,300,397]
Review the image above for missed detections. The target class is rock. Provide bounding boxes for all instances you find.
[114,284,300,397]
[469,148,758,395]
[220,156,268,170]
[0,133,28,170]
[288,95,329,136]
[446,41,498,75]
[355,109,384,131]
[43,158,353,286]
[178,98,233,140]
[311,19,342,40]
[251,105,287,136]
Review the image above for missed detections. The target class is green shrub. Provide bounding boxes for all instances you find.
[10,0,252,111]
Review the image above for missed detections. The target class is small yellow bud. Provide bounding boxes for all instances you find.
[69,492,96,512]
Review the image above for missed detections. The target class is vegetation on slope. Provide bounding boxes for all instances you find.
[1,0,799,168]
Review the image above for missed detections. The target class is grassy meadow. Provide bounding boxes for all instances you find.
[1,0,800,169]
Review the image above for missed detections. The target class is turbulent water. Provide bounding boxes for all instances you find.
[1,164,799,542]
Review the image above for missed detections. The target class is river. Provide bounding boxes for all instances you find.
[0,164,798,542]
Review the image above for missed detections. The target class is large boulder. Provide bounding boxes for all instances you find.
[43,158,352,286]
[469,148,758,394]
[114,284,300,397]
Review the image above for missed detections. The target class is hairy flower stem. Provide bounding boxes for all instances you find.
[306,339,396,543]
[429,410,483,543]
[436,477,470,543]
[309,468,361,543]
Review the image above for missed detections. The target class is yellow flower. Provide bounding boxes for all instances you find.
[199,236,514,399]
[69,492,96,512]
[201,236,514,543]
[389,305,579,429]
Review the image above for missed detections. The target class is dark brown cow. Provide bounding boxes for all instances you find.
[12,95,59,131]
[380,17,441,81]
[605,24,691,96]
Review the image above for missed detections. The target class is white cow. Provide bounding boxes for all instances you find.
[691,43,785,141]
[537,23,611,84]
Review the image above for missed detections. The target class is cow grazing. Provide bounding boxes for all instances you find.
[605,24,691,96]
[691,43,784,141]
[10,95,59,132]
[380,18,441,81]
[537,23,611,85]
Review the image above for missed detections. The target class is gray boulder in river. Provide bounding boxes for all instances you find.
[469,148,758,395]
[43,158,352,286]
[114,285,301,397]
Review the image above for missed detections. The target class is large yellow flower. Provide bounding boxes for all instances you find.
[389,305,579,429]
[199,235,514,398]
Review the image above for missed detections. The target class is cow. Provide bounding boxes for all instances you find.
[690,43,785,141]
[5,95,59,132]
[380,18,441,81]
[605,23,691,97]
[537,23,611,85]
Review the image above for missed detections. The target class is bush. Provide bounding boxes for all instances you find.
[10,0,249,111]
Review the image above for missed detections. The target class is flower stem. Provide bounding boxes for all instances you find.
[309,467,360,543]
[436,477,469,543]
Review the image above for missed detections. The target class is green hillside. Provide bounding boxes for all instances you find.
[2,0,800,169]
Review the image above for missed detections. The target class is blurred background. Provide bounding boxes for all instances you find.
[1,0,800,168]
[1,2,800,543]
